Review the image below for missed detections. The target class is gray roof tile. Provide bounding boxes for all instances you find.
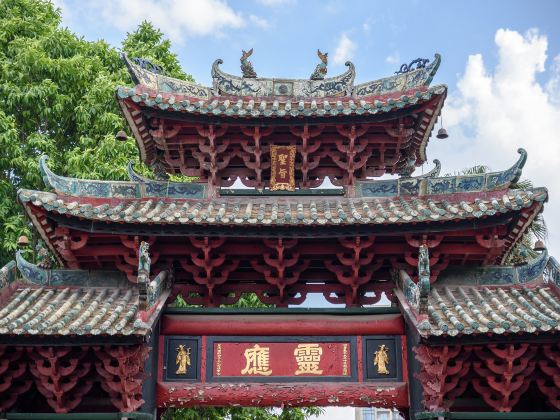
[18,187,547,227]
[426,283,560,337]
[0,286,146,336]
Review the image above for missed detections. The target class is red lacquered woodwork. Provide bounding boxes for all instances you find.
[157,382,408,409]
[161,314,405,336]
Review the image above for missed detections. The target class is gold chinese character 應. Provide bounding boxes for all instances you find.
[294,343,323,375]
[374,344,390,375]
[175,345,191,375]
[278,153,288,165]
[241,344,272,376]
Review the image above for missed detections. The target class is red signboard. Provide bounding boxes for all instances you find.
[213,341,350,378]
[270,145,296,191]
[158,315,408,408]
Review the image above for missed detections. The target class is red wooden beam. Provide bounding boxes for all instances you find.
[161,314,404,336]
[157,382,408,408]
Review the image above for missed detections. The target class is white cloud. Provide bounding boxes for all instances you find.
[362,17,375,32]
[95,0,244,43]
[332,33,356,65]
[429,28,560,256]
[385,52,400,65]
[249,14,271,29]
[546,54,560,104]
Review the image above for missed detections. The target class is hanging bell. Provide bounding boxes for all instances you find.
[17,235,30,247]
[533,240,546,251]
[115,130,128,141]
[436,128,448,139]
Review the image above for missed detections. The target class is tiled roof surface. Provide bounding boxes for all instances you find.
[116,84,446,119]
[0,286,146,336]
[18,188,547,227]
[424,283,560,337]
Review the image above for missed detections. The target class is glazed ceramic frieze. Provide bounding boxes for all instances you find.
[357,149,527,198]
[16,251,128,287]
[211,59,355,98]
[38,156,205,199]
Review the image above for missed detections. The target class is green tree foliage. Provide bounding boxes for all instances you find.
[162,406,323,420]
[0,2,322,419]
[0,0,182,264]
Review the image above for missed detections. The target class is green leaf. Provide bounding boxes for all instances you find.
[0,0,193,264]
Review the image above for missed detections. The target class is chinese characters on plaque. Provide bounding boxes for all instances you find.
[294,343,323,375]
[213,341,351,379]
[163,336,401,382]
[241,344,272,376]
[270,145,296,191]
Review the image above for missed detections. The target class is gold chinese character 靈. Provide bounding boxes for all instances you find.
[278,153,288,165]
[175,345,191,375]
[374,344,390,375]
[294,343,323,375]
[241,344,272,376]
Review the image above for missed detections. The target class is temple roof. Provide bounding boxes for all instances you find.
[18,187,546,229]
[24,151,546,233]
[396,251,560,339]
[424,281,560,337]
[20,153,547,275]
[0,285,146,337]
[116,83,446,120]
[117,53,447,181]
[0,253,170,340]
[123,53,441,99]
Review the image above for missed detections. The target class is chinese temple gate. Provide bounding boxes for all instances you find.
[1,49,560,419]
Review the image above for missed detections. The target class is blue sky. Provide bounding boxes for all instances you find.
[58,0,560,87]
[57,0,560,254]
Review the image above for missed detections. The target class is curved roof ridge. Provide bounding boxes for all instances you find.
[39,155,205,199]
[15,251,128,287]
[212,58,355,97]
[435,248,549,287]
[122,52,441,99]
[356,148,528,198]
[122,53,211,99]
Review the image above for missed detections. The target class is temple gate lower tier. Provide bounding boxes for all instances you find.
[157,309,408,408]
[1,50,560,419]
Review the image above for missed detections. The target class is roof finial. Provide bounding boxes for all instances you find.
[36,240,54,269]
[310,49,328,80]
[240,48,257,78]
[395,57,430,75]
